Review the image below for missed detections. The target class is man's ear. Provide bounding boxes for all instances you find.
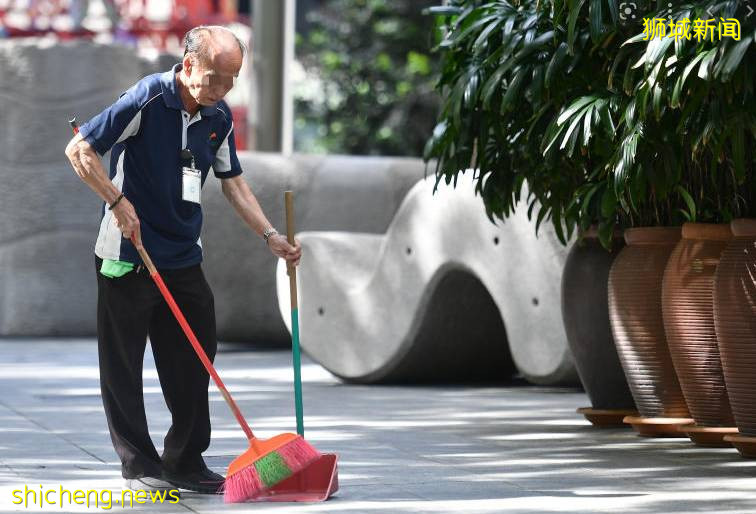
[182,54,193,75]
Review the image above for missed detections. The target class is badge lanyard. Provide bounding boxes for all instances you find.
[180,148,201,205]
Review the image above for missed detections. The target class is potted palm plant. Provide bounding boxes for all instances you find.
[553,0,754,440]
[424,0,637,425]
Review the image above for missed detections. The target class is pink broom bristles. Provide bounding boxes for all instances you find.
[278,437,321,470]
[222,465,264,503]
[221,437,321,503]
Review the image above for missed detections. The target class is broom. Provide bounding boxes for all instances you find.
[69,118,321,502]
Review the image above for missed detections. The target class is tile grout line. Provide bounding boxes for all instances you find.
[0,398,107,464]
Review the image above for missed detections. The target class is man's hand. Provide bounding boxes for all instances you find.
[112,197,142,248]
[268,234,302,267]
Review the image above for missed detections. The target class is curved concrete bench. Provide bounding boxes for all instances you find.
[201,152,426,344]
[276,174,578,385]
[0,39,426,339]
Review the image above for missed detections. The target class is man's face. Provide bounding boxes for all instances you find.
[183,54,240,106]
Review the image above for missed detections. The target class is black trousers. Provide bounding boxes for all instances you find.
[95,256,217,479]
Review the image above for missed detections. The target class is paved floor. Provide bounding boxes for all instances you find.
[0,340,755,513]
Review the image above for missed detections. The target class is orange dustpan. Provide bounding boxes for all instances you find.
[248,191,338,502]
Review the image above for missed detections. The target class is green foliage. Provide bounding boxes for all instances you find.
[425,0,756,248]
[294,0,440,156]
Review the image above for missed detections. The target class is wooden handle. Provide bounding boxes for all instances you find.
[284,191,297,309]
[131,236,157,275]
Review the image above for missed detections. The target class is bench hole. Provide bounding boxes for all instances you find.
[532,297,539,306]
[406,247,412,255]
[318,307,325,316]
[493,236,500,245]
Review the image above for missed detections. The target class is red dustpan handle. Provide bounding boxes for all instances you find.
[131,236,256,441]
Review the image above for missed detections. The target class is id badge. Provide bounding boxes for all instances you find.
[182,167,201,204]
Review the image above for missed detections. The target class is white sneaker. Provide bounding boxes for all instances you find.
[124,476,180,494]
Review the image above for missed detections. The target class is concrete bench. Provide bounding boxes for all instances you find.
[275,174,578,385]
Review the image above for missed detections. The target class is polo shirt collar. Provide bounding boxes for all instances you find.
[161,63,218,117]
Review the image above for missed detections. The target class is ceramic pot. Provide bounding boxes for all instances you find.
[608,227,691,435]
[662,223,735,446]
[714,219,756,455]
[562,228,636,425]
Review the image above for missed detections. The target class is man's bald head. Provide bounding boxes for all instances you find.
[178,26,246,109]
[183,25,246,69]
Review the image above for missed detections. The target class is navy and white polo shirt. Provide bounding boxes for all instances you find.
[78,63,243,270]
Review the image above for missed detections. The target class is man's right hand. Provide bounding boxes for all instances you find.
[112,197,142,248]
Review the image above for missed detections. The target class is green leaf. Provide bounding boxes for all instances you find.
[535,204,550,234]
[599,101,616,134]
[446,13,500,49]
[541,117,567,155]
[557,96,596,125]
[600,186,617,218]
[675,185,696,223]
[480,66,506,107]
[671,51,706,107]
[579,183,600,220]
[589,0,603,43]
[717,36,753,82]
[608,47,629,91]
[698,48,718,80]
[560,104,591,153]
[552,207,567,245]
[500,68,527,113]
[598,220,616,250]
[545,42,568,87]
[606,0,618,24]
[652,83,663,121]
[472,17,503,52]
[582,105,595,146]
[567,0,587,54]
[621,32,647,47]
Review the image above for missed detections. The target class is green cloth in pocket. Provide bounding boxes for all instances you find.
[100,259,134,278]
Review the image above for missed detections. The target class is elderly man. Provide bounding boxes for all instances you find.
[64,26,301,494]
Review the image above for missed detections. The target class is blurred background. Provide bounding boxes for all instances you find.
[0,0,440,157]
[0,0,575,387]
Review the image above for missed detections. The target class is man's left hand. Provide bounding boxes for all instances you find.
[268,234,302,267]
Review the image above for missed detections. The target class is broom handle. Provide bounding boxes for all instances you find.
[130,239,256,441]
[285,191,305,436]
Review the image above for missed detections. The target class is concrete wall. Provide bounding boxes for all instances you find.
[0,40,171,335]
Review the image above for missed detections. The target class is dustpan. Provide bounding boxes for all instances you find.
[248,453,339,502]
[249,191,339,502]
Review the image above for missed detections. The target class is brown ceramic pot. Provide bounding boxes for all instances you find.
[608,227,691,424]
[662,223,735,442]
[714,219,756,440]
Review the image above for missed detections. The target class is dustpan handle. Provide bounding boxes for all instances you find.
[285,191,305,436]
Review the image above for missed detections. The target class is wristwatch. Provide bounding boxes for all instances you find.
[263,227,279,244]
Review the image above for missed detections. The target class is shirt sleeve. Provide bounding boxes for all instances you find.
[78,86,142,156]
[213,119,243,179]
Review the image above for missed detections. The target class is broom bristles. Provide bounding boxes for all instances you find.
[222,464,263,503]
[222,436,321,503]
[278,437,321,470]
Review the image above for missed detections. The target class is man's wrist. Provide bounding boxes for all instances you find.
[263,227,279,244]
[108,192,125,210]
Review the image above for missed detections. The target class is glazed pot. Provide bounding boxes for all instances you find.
[608,227,691,435]
[562,228,636,424]
[662,223,735,445]
[714,219,756,454]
